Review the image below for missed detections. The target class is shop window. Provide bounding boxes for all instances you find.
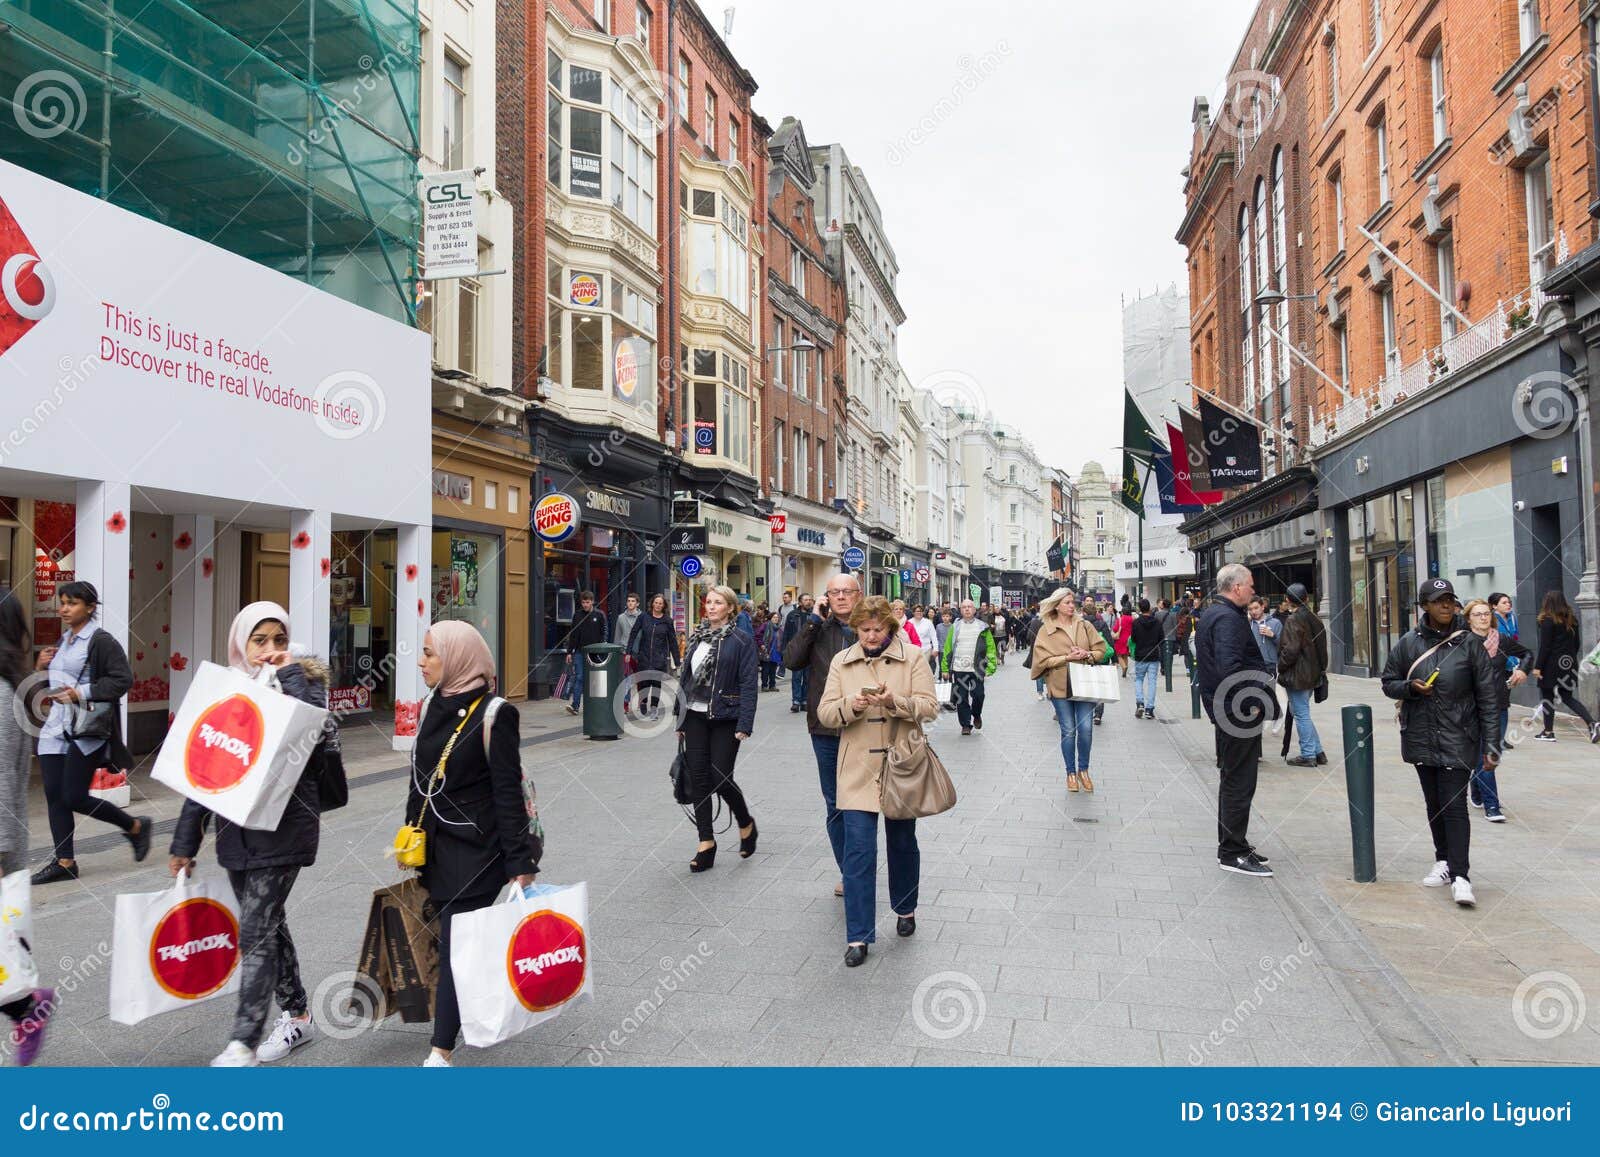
[1347,505,1369,669]
[433,529,501,674]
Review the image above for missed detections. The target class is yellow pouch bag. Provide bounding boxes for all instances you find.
[390,696,483,870]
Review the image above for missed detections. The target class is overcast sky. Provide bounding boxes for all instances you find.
[729,0,1257,477]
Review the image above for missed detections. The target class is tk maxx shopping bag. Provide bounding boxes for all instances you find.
[451,881,593,1049]
[152,660,328,831]
[109,873,241,1025]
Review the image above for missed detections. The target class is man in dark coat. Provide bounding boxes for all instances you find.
[781,593,815,713]
[1275,582,1330,766]
[564,591,608,716]
[782,576,859,884]
[1196,564,1279,877]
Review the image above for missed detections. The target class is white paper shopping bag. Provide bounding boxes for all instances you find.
[151,661,328,831]
[1067,663,1121,703]
[452,881,593,1049]
[109,874,242,1026]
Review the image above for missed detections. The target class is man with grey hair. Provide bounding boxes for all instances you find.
[941,599,998,736]
[1196,563,1279,878]
[783,573,862,890]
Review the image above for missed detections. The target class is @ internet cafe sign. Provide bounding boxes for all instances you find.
[679,555,703,579]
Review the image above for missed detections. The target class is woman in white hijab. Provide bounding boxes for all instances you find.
[168,601,344,1068]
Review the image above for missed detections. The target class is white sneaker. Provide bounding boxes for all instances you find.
[1452,876,1476,907]
[1421,860,1452,887]
[255,1011,314,1063]
[210,1040,259,1067]
[422,1051,452,1068]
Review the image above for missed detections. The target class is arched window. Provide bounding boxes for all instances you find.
[1239,204,1254,405]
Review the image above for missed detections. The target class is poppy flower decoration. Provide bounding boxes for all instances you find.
[404,564,419,582]
[174,532,193,551]
[417,598,426,617]
[320,557,331,578]
[201,557,214,579]
[106,511,127,534]
[292,531,312,550]
[155,560,164,572]
[135,651,144,661]
[168,652,188,672]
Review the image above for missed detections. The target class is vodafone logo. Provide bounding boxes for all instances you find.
[149,897,240,1000]
[184,694,266,793]
[0,196,54,358]
[506,910,587,1012]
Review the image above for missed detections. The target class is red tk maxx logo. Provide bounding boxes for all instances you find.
[184,694,266,793]
[149,897,240,1000]
[0,196,56,359]
[505,910,586,1012]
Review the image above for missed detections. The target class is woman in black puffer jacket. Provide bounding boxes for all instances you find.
[1531,590,1599,743]
[1381,580,1500,909]
[169,601,345,1067]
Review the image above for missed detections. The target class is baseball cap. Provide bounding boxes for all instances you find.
[1285,582,1309,605]
[1417,578,1457,605]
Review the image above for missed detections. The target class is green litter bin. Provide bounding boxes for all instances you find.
[581,643,624,740]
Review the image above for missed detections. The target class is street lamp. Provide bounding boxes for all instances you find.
[766,335,817,354]
[1251,286,1355,404]
[1252,287,1319,309]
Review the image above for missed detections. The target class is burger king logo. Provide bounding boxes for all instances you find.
[533,492,579,545]
[0,197,55,359]
[184,694,266,793]
[568,273,601,307]
[506,909,586,1012]
[149,897,240,1000]
[614,338,639,403]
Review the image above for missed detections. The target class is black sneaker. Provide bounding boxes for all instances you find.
[30,860,79,886]
[1218,855,1273,878]
[1536,731,1556,742]
[1247,849,1270,865]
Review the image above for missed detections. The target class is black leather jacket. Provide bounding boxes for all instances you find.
[1381,618,1501,767]
[782,613,856,736]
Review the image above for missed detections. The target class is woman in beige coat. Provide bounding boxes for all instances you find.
[1030,587,1112,792]
[817,596,939,967]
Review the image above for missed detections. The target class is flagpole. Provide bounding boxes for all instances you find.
[1137,457,1154,602]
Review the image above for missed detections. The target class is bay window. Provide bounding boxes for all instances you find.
[685,347,751,469]
[545,55,657,235]
[544,261,656,404]
[683,186,750,312]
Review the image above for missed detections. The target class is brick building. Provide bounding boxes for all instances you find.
[1176,0,1322,604]
[762,117,851,600]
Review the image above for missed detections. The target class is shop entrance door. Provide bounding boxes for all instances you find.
[1367,551,1413,674]
[1530,504,1565,608]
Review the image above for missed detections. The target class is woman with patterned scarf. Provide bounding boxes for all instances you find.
[678,585,760,873]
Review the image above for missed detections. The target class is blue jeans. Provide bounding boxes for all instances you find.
[791,666,809,706]
[566,651,585,709]
[1134,660,1159,709]
[1050,697,1096,773]
[841,809,919,944]
[1285,688,1323,758]
[1473,709,1507,811]
[810,734,846,871]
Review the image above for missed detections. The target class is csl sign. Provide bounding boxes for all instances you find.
[420,171,478,280]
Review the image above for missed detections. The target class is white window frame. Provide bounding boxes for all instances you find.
[1380,287,1400,380]
[1326,35,1339,113]
[1429,46,1447,148]
[1095,510,1105,530]
[442,54,467,170]
[772,319,786,387]
[1239,205,1255,405]
[1331,170,1346,251]
[774,418,786,491]
[549,61,656,238]
[675,55,689,120]
[703,86,716,148]
[790,245,806,295]
[1375,116,1391,205]
[636,1,651,51]
[1525,155,1555,284]
[1336,320,1350,390]
[1520,0,1542,52]
[1437,236,1458,341]
[1368,0,1384,54]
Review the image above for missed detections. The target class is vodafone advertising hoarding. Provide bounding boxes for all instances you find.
[0,158,429,525]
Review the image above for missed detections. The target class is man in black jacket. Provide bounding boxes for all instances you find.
[781,593,815,713]
[563,591,608,716]
[782,575,859,884]
[1196,564,1279,877]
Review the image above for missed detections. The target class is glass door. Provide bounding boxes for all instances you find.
[1369,554,1402,673]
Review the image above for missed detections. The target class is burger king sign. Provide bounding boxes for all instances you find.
[533,492,580,545]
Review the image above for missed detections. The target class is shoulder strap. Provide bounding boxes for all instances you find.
[482,695,505,758]
[1405,630,1467,682]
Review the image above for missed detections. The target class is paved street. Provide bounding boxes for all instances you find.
[10,657,1599,1067]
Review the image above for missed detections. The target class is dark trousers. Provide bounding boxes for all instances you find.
[760,660,779,690]
[1414,764,1471,881]
[1540,682,1596,731]
[681,711,752,841]
[810,734,846,871]
[40,743,133,861]
[1215,727,1261,860]
[791,667,809,707]
[227,866,306,1049]
[1177,638,1194,675]
[841,809,919,944]
[431,890,499,1051]
[2,995,35,1021]
[953,672,985,728]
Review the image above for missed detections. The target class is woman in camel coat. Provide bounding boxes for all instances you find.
[817,596,939,968]
[1030,587,1113,793]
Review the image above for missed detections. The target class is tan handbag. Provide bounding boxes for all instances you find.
[880,723,956,820]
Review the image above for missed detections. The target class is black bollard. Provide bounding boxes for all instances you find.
[1190,678,1202,719]
[1162,639,1174,692]
[1342,704,1376,883]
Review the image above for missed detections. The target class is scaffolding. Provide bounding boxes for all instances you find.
[0,0,421,323]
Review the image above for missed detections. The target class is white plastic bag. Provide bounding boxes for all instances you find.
[933,680,954,705]
[1,870,32,950]
[151,661,328,831]
[0,873,37,1005]
[451,881,593,1049]
[1067,663,1122,703]
[109,873,242,1026]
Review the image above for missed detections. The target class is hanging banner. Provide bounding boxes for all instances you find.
[1153,446,1202,516]
[1122,391,1159,463]
[1166,421,1224,505]
[1117,448,1148,517]
[420,171,479,280]
[1178,407,1215,491]
[1197,396,1263,486]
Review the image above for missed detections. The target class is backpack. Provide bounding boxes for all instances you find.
[483,697,543,842]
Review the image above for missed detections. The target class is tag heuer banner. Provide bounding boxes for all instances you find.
[1197,396,1263,486]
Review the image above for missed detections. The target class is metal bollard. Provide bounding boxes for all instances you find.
[1162,639,1174,692]
[1190,678,1202,719]
[1342,704,1376,882]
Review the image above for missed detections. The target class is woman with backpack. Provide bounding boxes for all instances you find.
[403,620,542,1067]
[168,601,346,1066]
[1531,590,1600,743]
